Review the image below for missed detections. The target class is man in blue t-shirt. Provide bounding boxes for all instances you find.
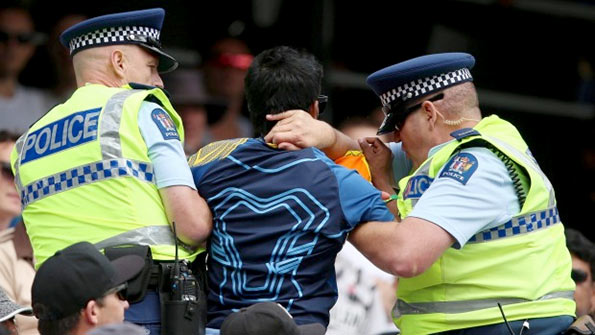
[188,46,394,335]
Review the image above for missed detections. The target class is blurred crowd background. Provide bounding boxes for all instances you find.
[3,0,595,236]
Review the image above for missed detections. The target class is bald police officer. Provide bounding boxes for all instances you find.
[10,8,211,335]
[265,53,575,335]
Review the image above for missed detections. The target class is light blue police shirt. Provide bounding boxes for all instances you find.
[137,101,195,190]
[390,141,520,248]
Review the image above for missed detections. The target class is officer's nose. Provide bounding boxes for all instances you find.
[122,299,130,310]
[154,75,164,89]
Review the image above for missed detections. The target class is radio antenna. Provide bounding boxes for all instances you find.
[172,221,180,278]
[497,303,516,335]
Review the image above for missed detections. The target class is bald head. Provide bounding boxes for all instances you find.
[72,44,163,88]
[435,82,480,121]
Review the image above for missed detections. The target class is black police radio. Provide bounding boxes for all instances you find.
[161,222,204,335]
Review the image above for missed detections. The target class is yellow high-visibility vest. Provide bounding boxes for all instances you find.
[394,115,575,334]
[11,84,201,268]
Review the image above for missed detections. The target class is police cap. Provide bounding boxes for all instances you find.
[367,52,475,135]
[59,8,178,73]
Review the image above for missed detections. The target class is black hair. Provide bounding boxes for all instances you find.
[244,46,323,137]
[0,130,20,143]
[37,312,80,335]
[565,228,595,279]
[36,297,106,335]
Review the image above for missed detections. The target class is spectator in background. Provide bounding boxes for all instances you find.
[0,131,20,231]
[32,242,144,335]
[220,302,325,335]
[0,287,33,335]
[0,131,37,335]
[0,5,52,134]
[163,68,227,155]
[202,37,254,141]
[565,228,595,318]
[338,117,379,141]
[46,13,86,104]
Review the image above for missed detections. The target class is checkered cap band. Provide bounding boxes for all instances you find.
[379,68,472,107]
[468,207,559,243]
[68,26,161,54]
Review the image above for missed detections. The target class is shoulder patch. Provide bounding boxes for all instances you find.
[189,138,249,167]
[439,152,478,185]
[150,108,179,140]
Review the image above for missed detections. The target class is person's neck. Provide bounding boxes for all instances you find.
[0,76,18,98]
[76,70,124,88]
[69,320,94,335]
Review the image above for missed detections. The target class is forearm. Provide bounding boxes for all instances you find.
[349,217,454,278]
[349,220,404,276]
[159,186,212,247]
[323,128,360,160]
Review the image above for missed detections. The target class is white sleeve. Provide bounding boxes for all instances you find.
[408,147,520,248]
[137,101,196,190]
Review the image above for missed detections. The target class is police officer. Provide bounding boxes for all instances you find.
[10,8,211,335]
[265,53,575,334]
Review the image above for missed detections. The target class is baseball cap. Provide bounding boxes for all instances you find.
[0,288,32,322]
[32,241,145,321]
[220,302,326,335]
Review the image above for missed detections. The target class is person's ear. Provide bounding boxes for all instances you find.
[83,300,100,326]
[422,101,440,130]
[110,49,126,81]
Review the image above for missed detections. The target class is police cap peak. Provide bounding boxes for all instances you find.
[367,52,475,134]
[59,8,178,73]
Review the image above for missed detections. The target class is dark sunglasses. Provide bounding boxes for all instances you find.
[101,283,128,301]
[126,33,162,49]
[317,95,328,115]
[1,161,13,179]
[0,30,43,45]
[382,93,444,131]
[571,269,589,284]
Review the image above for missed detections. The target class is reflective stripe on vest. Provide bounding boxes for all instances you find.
[100,90,139,159]
[94,225,195,253]
[95,225,174,249]
[19,158,154,206]
[15,89,151,208]
[393,290,574,317]
[468,206,559,243]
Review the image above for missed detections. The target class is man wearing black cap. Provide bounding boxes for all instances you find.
[10,8,211,334]
[220,302,325,335]
[265,53,575,334]
[0,287,33,335]
[31,241,144,335]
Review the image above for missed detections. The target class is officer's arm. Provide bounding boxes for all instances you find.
[264,110,359,160]
[159,186,212,246]
[137,101,212,246]
[349,217,455,278]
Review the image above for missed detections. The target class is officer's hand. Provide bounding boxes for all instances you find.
[265,110,336,151]
[359,137,395,190]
